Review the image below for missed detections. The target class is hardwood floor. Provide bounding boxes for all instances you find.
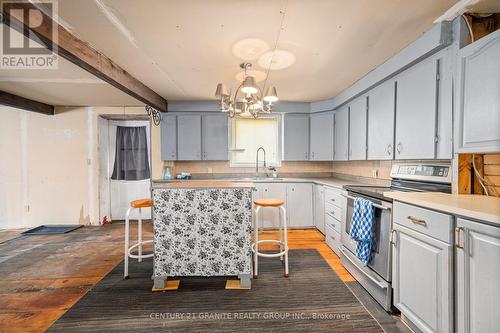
[0,224,357,332]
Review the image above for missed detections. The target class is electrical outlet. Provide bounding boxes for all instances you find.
[372,169,379,178]
[207,167,213,173]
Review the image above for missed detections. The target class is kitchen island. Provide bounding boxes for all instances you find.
[151,181,255,289]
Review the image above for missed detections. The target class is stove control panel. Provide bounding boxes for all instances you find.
[390,163,451,183]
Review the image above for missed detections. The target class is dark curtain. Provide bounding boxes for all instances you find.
[111,126,150,180]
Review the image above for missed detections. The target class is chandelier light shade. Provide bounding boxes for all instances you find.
[215,62,279,119]
[264,86,279,103]
[215,83,229,98]
[241,76,258,94]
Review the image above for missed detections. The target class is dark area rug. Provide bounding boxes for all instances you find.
[48,249,383,332]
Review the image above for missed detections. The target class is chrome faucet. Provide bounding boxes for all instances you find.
[255,147,266,177]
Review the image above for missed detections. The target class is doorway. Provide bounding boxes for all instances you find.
[98,115,151,222]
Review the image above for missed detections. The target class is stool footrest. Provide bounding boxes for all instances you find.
[251,240,287,258]
[127,240,154,259]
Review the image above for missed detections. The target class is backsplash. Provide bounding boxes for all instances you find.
[167,161,334,176]
[332,160,393,180]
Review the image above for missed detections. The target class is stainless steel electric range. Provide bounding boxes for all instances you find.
[339,163,452,311]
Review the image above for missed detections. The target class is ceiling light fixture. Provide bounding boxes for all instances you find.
[215,63,278,118]
[215,3,288,119]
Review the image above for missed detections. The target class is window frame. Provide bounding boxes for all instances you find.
[228,113,282,168]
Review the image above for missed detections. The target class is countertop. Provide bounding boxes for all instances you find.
[152,181,255,189]
[384,191,500,226]
[152,177,371,190]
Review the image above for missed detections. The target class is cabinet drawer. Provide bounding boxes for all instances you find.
[325,202,342,222]
[393,202,453,243]
[325,212,341,233]
[325,223,342,255]
[324,188,343,207]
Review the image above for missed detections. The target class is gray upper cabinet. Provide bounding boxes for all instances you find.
[177,115,202,160]
[456,218,500,333]
[160,114,177,160]
[367,80,395,160]
[283,114,310,161]
[348,96,367,160]
[395,57,438,159]
[456,30,500,153]
[310,112,334,161]
[334,107,349,161]
[202,114,228,160]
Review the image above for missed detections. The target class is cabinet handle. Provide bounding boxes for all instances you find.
[396,142,402,154]
[455,227,464,249]
[330,211,336,216]
[390,230,397,247]
[407,215,427,226]
[386,144,392,155]
[330,198,336,202]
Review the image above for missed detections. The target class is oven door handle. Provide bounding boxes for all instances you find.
[339,247,387,289]
[341,194,391,211]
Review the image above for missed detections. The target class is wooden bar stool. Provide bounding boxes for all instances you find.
[252,198,289,278]
[124,198,153,279]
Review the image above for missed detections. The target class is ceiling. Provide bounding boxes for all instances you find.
[1,0,499,106]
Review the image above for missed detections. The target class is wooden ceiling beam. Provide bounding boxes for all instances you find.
[1,2,167,112]
[0,90,54,115]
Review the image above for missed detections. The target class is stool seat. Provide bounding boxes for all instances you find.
[130,198,152,209]
[254,198,285,207]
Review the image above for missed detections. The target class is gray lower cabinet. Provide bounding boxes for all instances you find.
[334,107,349,161]
[348,96,368,160]
[283,114,310,161]
[177,115,202,160]
[160,114,177,160]
[254,182,313,229]
[313,184,325,234]
[395,57,438,159]
[392,203,453,333]
[202,114,228,160]
[367,80,395,160]
[456,29,500,153]
[286,183,313,228]
[456,218,500,333]
[310,112,334,160]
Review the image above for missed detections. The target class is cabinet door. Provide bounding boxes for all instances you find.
[286,183,313,228]
[160,114,177,160]
[254,183,287,229]
[313,185,325,234]
[395,58,438,159]
[310,112,334,160]
[334,107,349,161]
[456,30,500,153]
[283,114,310,161]
[456,218,500,333]
[202,114,228,160]
[177,115,202,160]
[348,96,367,160]
[392,224,452,333]
[367,80,395,160]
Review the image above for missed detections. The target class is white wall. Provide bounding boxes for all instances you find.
[0,105,161,230]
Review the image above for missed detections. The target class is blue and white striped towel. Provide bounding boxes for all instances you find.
[349,197,375,266]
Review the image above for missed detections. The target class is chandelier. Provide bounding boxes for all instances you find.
[215,62,279,119]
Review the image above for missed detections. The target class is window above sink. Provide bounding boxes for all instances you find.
[229,115,282,168]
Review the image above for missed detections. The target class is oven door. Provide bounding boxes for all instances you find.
[341,192,392,281]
